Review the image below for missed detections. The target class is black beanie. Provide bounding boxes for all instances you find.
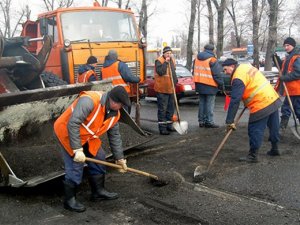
[163,46,172,54]
[204,44,214,51]
[283,37,296,47]
[109,86,131,107]
[222,58,238,66]
[87,56,98,64]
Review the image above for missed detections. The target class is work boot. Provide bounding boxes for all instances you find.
[205,123,219,128]
[159,130,170,135]
[239,153,258,163]
[167,126,176,132]
[267,142,280,156]
[88,174,119,201]
[199,122,205,128]
[63,180,86,213]
[280,117,289,129]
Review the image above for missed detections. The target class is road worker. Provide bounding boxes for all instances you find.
[222,58,282,162]
[77,55,99,83]
[54,86,129,212]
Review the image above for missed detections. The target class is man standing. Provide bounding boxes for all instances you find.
[276,37,300,129]
[192,44,224,128]
[77,55,98,83]
[102,49,140,94]
[154,46,178,135]
[54,86,129,212]
[222,58,282,162]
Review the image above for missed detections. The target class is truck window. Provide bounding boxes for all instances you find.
[60,11,138,42]
[47,17,58,43]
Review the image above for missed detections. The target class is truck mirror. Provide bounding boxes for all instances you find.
[39,18,48,35]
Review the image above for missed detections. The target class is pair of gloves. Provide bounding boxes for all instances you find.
[226,123,237,132]
[73,148,128,173]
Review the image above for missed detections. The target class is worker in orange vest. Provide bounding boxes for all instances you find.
[54,86,130,213]
[222,58,282,163]
[192,44,224,128]
[77,55,99,83]
[102,49,140,93]
[154,46,178,135]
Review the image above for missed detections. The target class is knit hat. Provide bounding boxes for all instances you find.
[204,44,214,51]
[283,37,296,47]
[109,86,131,107]
[87,56,98,64]
[163,46,172,54]
[222,58,238,66]
[108,49,118,61]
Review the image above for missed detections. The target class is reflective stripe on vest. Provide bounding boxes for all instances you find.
[77,70,97,83]
[102,61,130,93]
[193,58,217,87]
[233,64,279,113]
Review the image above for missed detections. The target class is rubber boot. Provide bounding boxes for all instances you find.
[88,174,119,201]
[63,180,86,212]
[267,142,280,156]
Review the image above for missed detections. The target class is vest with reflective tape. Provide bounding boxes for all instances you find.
[102,61,130,93]
[77,70,97,83]
[233,64,279,113]
[154,56,176,94]
[193,57,217,87]
[54,91,120,156]
[281,54,300,96]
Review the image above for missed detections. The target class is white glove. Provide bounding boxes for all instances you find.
[73,148,86,163]
[115,159,127,173]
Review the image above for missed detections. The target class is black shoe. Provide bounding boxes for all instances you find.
[199,123,205,128]
[160,130,170,135]
[205,123,219,128]
[88,174,119,201]
[267,150,280,156]
[239,154,258,163]
[167,127,175,132]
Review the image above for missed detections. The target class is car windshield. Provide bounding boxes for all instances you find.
[61,11,138,42]
[176,66,192,77]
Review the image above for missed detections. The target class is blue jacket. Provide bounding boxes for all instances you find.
[192,50,224,95]
[102,58,140,83]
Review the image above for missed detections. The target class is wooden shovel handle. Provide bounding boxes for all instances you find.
[85,157,158,180]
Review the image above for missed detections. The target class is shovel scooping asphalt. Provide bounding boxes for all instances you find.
[193,107,247,183]
[85,157,169,187]
[169,64,188,135]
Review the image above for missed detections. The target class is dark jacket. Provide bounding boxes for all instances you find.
[102,57,140,83]
[78,64,97,82]
[192,50,223,95]
[155,57,178,85]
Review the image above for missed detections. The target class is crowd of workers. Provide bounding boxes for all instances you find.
[54,37,299,212]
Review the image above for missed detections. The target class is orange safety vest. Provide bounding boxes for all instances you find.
[102,61,130,93]
[193,57,217,87]
[280,54,300,96]
[233,64,279,113]
[54,91,120,157]
[77,70,97,83]
[154,56,176,94]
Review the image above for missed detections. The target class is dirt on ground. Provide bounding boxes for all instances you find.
[0,122,299,225]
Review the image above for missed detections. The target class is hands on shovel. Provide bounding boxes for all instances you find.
[226,123,237,132]
[115,159,128,173]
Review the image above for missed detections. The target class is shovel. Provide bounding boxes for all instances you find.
[169,63,188,135]
[193,107,246,182]
[273,56,300,140]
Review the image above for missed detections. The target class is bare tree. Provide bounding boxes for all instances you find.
[196,0,205,52]
[138,0,147,39]
[264,0,279,71]
[42,0,74,11]
[252,0,259,68]
[212,0,227,58]
[186,0,197,70]
[206,0,214,45]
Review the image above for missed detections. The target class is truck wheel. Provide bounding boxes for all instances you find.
[40,72,67,87]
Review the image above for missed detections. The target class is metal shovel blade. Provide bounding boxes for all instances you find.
[290,125,300,140]
[173,120,188,135]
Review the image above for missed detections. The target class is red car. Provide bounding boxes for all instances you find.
[145,65,196,101]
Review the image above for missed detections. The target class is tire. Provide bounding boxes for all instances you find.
[40,71,67,87]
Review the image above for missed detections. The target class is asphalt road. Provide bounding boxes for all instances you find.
[0,95,299,225]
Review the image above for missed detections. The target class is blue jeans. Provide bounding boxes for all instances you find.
[156,93,175,131]
[248,110,280,154]
[198,94,216,125]
[60,144,106,185]
[281,97,291,119]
